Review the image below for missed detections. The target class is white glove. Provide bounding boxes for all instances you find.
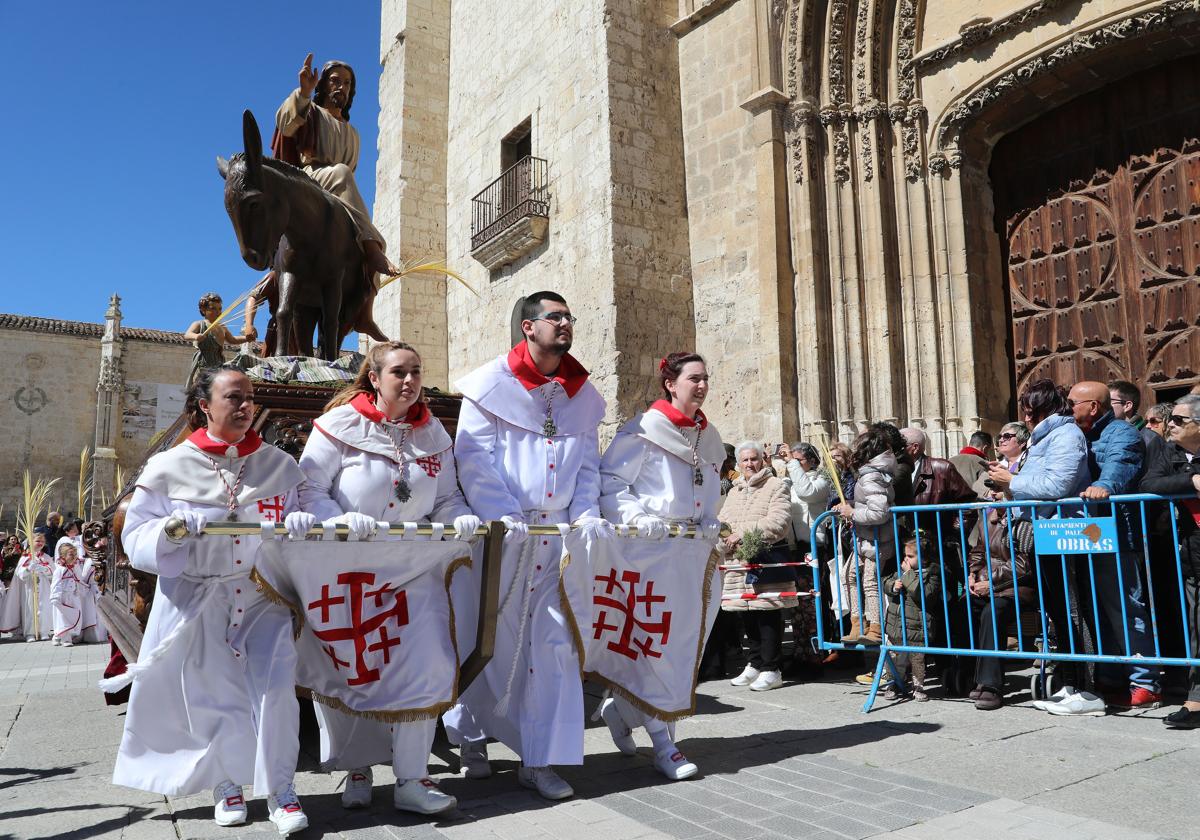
[453,514,482,540]
[284,511,316,540]
[700,518,723,540]
[635,514,668,540]
[500,515,528,546]
[166,509,207,542]
[576,516,616,540]
[341,512,377,541]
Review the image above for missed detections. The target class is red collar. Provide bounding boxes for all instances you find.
[959,446,986,458]
[507,342,589,398]
[650,399,708,429]
[187,427,263,457]
[350,391,431,427]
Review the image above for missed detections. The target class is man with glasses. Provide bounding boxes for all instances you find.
[1139,395,1200,727]
[443,291,609,800]
[1068,380,1162,709]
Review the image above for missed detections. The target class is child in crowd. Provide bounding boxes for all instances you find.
[50,543,95,646]
[882,536,940,701]
[14,533,55,642]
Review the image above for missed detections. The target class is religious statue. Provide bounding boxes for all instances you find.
[183,292,257,388]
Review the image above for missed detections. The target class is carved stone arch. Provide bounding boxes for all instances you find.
[782,0,827,184]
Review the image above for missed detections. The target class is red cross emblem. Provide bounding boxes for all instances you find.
[308,572,410,686]
[415,454,442,477]
[592,568,672,661]
[257,495,286,522]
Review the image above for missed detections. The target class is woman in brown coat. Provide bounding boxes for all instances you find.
[720,442,795,691]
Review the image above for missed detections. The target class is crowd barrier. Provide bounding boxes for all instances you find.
[807,493,1198,712]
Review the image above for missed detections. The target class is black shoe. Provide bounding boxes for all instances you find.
[1163,707,1200,729]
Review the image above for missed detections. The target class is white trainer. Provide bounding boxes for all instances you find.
[1044,690,1106,717]
[62,640,74,647]
[459,740,492,779]
[654,748,699,781]
[267,783,308,836]
[730,665,761,687]
[212,780,247,827]
[517,765,574,800]
[52,638,61,646]
[394,778,457,815]
[1031,684,1076,712]
[600,698,637,756]
[749,670,783,691]
[341,767,373,809]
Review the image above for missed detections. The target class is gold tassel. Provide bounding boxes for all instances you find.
[558,552,587,676]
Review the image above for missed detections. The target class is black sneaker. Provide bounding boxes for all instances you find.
[1163,707,1200,729]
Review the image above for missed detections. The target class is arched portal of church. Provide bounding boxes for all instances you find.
[989,52,1200,405]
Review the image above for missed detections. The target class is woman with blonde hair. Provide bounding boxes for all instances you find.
[297,340,479,816]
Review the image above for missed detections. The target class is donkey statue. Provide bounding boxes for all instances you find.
[217,110,386,360]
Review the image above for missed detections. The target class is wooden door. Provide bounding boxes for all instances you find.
[992,54,1200,404]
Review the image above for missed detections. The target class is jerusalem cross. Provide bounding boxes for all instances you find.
[592,568,672,661]
[308,572,410,686]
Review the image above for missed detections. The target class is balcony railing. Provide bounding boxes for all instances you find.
[470,156,550,254]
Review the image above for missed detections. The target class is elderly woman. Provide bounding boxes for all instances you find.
[720,441,795,692]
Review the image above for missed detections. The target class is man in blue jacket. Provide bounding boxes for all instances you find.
[1070,380,1161,708]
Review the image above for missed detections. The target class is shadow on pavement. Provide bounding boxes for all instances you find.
[0,765,78,792]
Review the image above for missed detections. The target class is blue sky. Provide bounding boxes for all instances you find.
[0,2,382,343]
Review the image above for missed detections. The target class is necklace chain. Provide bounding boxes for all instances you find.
[542,385,558,437]
[383,423,413,503]
[202,454,248,520]
[681,419,704,486]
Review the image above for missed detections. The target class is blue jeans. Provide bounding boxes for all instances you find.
[1085,551,1162,693]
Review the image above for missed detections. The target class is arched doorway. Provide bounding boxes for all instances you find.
[990,52,1200,405]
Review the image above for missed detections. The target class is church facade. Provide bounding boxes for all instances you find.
[373,0,1200,453]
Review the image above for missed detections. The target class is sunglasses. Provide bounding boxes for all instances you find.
[1067,398,1099,409]
[997,432,1018,441]
[1168,414,1197,426]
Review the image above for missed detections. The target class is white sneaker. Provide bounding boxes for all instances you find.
[1044,690,1106,717]
[341,767,372,809]
[600,698,637,756]
[730,665,761,687]
[52,638,61,646]
[25,636,35,643]
[459,740,491,779]
[62,640,74,648]
[1031,684,1076,712]
[749,670,783,691]
[394,778,456,814]
[267,783,308,836]
[212,780,247,827]
[654,748,699,781]
[517,765,574,800]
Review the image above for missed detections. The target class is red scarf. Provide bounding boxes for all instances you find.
[507,341,589,398]
[959,446,986,458]
[650,399,708,429]
[350,391,431,427]
[187,427,263,457]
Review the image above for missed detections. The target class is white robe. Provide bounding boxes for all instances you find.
[79,558,109,643]
[297,403,473,778]
[13,552,54,639]
[111,438,305,797]
[442,355,605,767]
[599,409,725,732]
[50,563,95,642]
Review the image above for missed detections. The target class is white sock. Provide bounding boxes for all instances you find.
[648,726,674,755]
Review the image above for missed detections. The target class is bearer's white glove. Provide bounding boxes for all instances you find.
[576,516,616,541]
[283,511,316,540]
[340,512,377,541]
[700,518,723,541]
[634,514,668,540]
[165,509,207,542]
[453,514,482,540]
[500,515,528,546]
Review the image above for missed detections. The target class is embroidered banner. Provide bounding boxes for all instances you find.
[583,535,720,720]
[255,538,471,721]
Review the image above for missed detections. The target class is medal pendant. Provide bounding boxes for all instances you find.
[542,416,557,437]
[694,467,704,486]
[394,479,412,504]
[226,510,239,522]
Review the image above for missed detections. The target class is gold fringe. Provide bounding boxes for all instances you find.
[301,685,454,723]
[584,548,722,722]
[251,569,303,620]
[558,552,587,676]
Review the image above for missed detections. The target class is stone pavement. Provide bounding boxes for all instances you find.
[1,638,1194,840]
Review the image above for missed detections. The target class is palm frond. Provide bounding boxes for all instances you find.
[19,472,60,548]
[114,465,127,496]
[77,447,93,518]
[378,259,478,297]
[201,288,254,337]
[815,437,846,505]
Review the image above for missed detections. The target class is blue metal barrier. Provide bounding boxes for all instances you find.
[809,493,1198,712]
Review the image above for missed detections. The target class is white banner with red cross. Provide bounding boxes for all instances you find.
[584,535,721,721]
[254,537,471,721]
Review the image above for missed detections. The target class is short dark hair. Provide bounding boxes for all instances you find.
[1107,379,1140,411]
[968,431,993,450]
[521,291,568,323]
[870,422,905,457]
[794,443,820,466]
[659,351,705,400]
[185,364,248,431]
[1018,378,1069,421]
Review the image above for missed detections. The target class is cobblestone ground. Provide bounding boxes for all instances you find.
[1,638,1193,840]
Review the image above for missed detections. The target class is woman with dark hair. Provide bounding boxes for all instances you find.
[598,351,724,780]
[109,365,311,835]
[834,426,897,646]
[297,341,478,815]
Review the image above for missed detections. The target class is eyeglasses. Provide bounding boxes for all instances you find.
[997,432,1018,441]
[532,312,577,326]
[1067,398,1099,409]
[1168,414,1197,426]
[1109,398,1132,406]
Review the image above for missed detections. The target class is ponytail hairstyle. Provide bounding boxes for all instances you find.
[659,351,706,401]
[325,341,422,413]
[1018,378,1070,423]
[184,364,246,431]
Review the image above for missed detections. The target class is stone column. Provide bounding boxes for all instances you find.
[92,294,123,518]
